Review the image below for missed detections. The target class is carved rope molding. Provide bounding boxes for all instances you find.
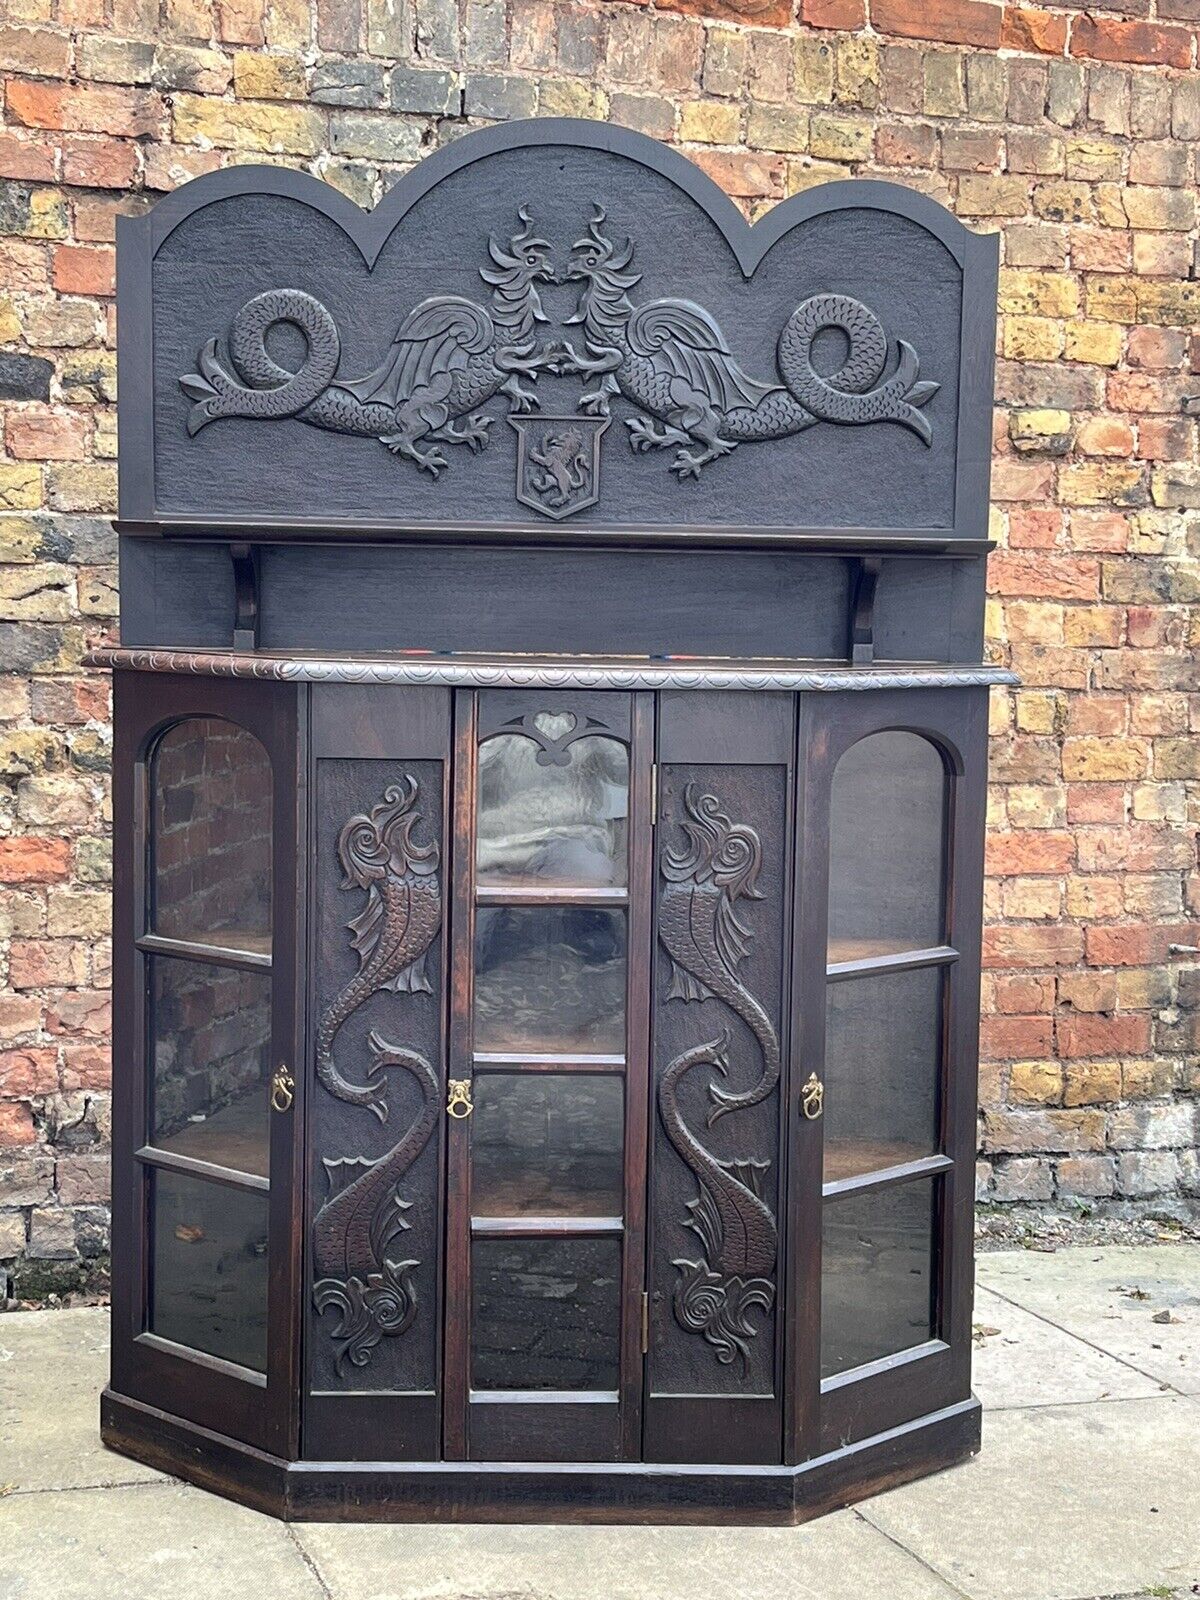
[311,777,442,1377]
[86,648,1018,694]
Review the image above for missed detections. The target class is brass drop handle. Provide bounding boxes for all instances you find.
[270,1066,295,1113]
[447,1079,474,1119]
[801,1072,824,1121]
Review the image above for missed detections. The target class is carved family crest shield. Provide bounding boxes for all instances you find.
[510,414,609,521]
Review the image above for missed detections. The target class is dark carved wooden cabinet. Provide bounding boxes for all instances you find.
[98,119,1007,1523]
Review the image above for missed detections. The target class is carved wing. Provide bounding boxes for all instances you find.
[337,296,495,407]
[628,298,783,413]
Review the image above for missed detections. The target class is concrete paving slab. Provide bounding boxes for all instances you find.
[294,1511,965,1600]
[860,1394,1200,1600]
[0,1482,325,1600]
[0,1306,162,1492]
[978,1245,1200,1395]
[971,1285,1163,1411]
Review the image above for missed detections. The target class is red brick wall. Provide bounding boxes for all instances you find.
[2,0,1199,1295]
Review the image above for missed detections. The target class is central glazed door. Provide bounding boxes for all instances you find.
[443,690,654,1462]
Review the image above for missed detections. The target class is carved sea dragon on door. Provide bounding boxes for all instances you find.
[657,785,781,1371]
[310,778,442,1375]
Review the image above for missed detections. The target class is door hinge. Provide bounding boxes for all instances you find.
[640,1290,650,1354]
[650,764,658,827]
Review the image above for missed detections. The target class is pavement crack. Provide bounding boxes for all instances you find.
[287,1527,335,1599]
[850,1506,975,1598]
[977,1283,1190,1397]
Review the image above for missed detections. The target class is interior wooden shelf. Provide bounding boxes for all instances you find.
[822,1136,934,1187]
[149,1088,270,1182]
[476,884,628,906]
[141,928,272,966]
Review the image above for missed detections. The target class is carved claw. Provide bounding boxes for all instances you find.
[578,387,612,418]
[627,415,688,454]
[501,374,539,413]
[671,449,706,480]
[381,433,448,476]
[431,413,493,452]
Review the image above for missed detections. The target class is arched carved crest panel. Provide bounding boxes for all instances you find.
[119,119,997,542]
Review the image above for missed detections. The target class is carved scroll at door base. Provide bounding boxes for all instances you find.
[311,778,442,1376]
[657,786,781,1371]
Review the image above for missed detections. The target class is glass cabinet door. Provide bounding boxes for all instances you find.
[111,675,299,1455]
[443,691,652,1463]
[792,689,987,1458]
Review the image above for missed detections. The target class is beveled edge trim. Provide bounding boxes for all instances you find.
[86,648,1018,695]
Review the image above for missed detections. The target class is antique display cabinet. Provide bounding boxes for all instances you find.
[95,119,1008,1523]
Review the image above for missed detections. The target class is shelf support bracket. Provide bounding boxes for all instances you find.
[848,555,882,667]
[229,541,261,651]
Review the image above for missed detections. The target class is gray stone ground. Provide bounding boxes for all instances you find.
[0,1244,1197,1600]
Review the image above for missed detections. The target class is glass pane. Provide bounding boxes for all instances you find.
[149,956,272,1180]
[150,1168,269,1372]
[474,906,626,1054]
[152,717,272,955]
[823,967,941,1184]
[828,732,945,963]
[821,1180,937,1379]
[476,729,628,888]
[472,1237,621,1390]
[472,1074,624,1217]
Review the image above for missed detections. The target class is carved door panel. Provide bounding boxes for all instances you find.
[443,689,654,1463]
[303,686,451,1461]
[644,692,795,1466]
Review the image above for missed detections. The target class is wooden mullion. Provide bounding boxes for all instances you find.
[442,690,478,1461]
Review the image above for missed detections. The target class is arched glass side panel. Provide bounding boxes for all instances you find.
[151,716,272,954]
[826,730,945,963]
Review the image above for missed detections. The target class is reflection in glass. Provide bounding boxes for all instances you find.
[472,1074,624,1217]
[472,1237,621,1390]
[474,906,626,1054]
[821,1180,936,1378]
[149,956,272,1179]
[151,718,272,954]
[476,729,628,888]
[823,966,941,1183]
[150,1168,269,1371]
[828,732,945,962]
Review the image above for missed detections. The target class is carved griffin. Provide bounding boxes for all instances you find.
[558,206,939,478]
[180,210,556,476]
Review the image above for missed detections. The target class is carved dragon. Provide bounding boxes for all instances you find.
[559,206,939,478]
[657,784,781,1369]
[180,209,556,476]
[312,1031,439,1376]
[315,777,441,1122]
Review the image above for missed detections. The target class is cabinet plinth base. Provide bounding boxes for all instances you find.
[100,1389,981,1526]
